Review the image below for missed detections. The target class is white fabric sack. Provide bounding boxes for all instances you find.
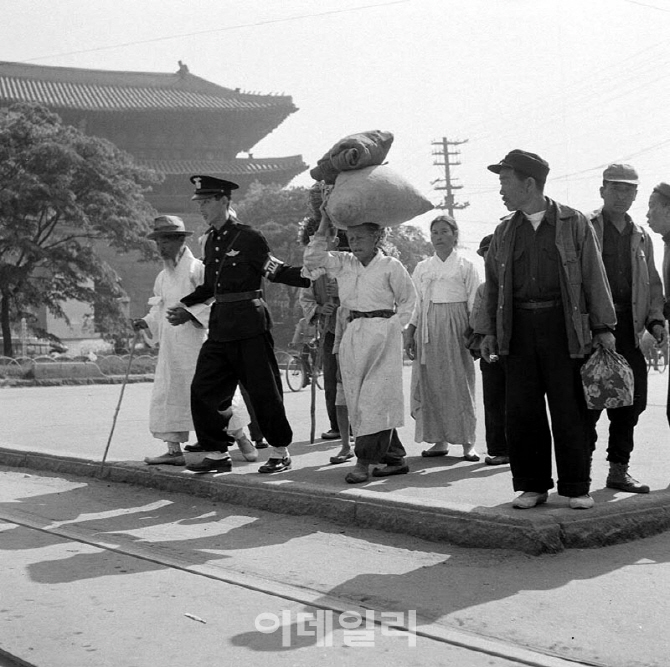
[325,164,433,229]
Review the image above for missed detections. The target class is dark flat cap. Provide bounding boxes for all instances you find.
[603,163,639,185]
[190,175,239,200]
[653,182,670,203]
[477,234,493,257]
[487,149,550,182]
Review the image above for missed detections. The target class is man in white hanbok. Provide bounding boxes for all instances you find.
[304,214,416,483]
[133,216,211,465]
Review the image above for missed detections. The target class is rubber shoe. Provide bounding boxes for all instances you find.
[186,457,232,473]
[144,451,185,466]
[512,491,548,509]
[372,464,410,477]
[236,436,258,462]
[258,456,292,474]
[485,455,510,466]
[569,494,594,510]
[606,463,650,494]
[321,430,341,440]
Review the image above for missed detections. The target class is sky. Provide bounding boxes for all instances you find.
[3,0,670,256]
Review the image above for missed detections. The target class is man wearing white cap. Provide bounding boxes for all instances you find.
[133,216,211,465]
[588,165,665,494]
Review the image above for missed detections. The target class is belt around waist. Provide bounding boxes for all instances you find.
[215,290,262,303]
[514,299,561,310]
[348,309,395,321]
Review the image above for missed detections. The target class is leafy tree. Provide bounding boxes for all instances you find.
[0,103,160,356]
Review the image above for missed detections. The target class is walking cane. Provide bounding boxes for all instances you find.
[309,325,321,444]
[99,330,140,473]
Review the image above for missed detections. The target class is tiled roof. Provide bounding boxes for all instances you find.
[139,156,307,176]
[0,61,296,113]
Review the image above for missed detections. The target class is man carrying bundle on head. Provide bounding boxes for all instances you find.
[303,152,431,484]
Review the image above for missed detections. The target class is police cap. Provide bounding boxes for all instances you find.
[190,175,239,200]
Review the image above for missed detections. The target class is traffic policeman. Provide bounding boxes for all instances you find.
[167,175,309,473]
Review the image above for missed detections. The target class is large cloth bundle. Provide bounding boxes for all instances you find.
[325,164,434,229]
[310,130,394,183]
[580,348,634,410]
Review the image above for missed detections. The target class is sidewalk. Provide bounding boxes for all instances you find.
[2,367,670,554]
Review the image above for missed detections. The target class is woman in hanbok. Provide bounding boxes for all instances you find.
[304,213,416,483]
[404,215,481,460]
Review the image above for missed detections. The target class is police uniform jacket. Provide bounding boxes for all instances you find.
[180,219,309,342]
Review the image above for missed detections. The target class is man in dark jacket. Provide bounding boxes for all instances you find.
[479,150,616,510]
[587,164,665,494]
[646,182,670,429]
[167,175,309,474]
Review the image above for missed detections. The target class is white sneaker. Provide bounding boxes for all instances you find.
[512,491,548,509]
[569,494,594,510]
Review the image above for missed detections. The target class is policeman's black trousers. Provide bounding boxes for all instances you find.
[505,306,592,497]
[191,334,293,452]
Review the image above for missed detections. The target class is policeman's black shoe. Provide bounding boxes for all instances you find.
[184,443,204,453]
[254,440,269,450]
[258,456,292,474]
[321,429,341,440]
[186,457,232,473]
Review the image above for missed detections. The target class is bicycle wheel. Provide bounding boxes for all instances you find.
[314,361,324,389]
[285,356,305,392]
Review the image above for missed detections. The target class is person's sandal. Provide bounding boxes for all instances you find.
[330,452,354,464]
[345,471,369,484]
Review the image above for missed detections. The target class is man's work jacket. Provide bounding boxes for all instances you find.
[589,208,664,342]
[477,199,616,358]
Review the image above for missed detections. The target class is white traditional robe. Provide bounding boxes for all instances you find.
[143,247,209,439]
[304,237,416,437]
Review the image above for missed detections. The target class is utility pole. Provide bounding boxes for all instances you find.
[431,137,469,218]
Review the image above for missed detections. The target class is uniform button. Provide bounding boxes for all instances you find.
[215,247,220,251]
[232,262,236,266]
[215,258,219,263]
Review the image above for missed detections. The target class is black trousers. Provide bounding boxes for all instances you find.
[480,358,507,457]
[321,331,339,432]
[191,334,292,452]
[354,429,406,465]
[505,306,591,497]
[587,312,647,465]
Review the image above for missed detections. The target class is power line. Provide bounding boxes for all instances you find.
[621,0,670,12]
[20,0,410,63]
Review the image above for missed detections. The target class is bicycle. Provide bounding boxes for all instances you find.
[285,339,323,392]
